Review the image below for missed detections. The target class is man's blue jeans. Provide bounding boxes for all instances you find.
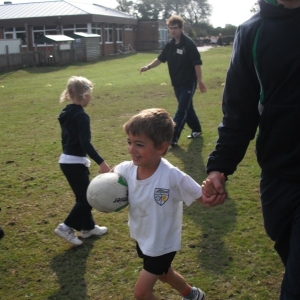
[172,81,201,144]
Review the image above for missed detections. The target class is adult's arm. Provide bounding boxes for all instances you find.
[204,25,261,205]
[195,64,207,93]
[140,58,162,73]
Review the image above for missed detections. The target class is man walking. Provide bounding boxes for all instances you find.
[140,15,206,147]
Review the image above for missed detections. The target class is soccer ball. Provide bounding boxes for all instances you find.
[87,172,128,213]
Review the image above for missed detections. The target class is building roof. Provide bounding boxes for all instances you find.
[0,0,136,20]
[34,34,74,44]
[44,34,74,42]
[71,32,100,38]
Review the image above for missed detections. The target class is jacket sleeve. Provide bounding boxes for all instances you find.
[76,113,104,165]
[206,25,261,176]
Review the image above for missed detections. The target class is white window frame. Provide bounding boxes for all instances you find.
[92,23,102,44]
[124,25,133,30]
[33,25,56,45]
[63,24,88,36]
[116,25,123,43]
[159,27,168,41]
[4,27,26,45]
[105,24,113,44]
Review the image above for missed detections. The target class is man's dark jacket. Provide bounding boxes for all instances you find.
[207,0,300,182]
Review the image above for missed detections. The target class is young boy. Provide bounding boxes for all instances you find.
[113,108,206,300]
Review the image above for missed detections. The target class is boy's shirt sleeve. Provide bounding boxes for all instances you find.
[113,161,130,178]
[171,168,202,206]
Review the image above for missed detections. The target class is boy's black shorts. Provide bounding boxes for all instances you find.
[136,242,177,275]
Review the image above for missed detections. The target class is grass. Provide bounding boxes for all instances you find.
[0,48,283,300]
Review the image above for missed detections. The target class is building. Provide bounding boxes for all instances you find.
[136,19,168,52]
[0,0,138,57]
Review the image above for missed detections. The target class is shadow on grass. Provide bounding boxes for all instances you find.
[169,136,206,183]
[171,137,237,275]
[48,239,95,300]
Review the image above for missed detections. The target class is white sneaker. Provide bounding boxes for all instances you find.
[187,132,202,138]
[182,287,205,300]
[80,225,108,239]
[54,224,83,246]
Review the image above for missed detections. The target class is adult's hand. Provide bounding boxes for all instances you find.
[198,79,207,93]
[140,66,149,73]
[202,171,227,207]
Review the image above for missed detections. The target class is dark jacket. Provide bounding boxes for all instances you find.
[58,104,104,165]
[158,32,202,87]
[206,0,300,181]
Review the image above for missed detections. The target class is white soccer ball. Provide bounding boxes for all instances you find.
[87,173,128,213]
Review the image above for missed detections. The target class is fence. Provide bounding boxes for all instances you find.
[0,48,85,73]
[0,43,136,73]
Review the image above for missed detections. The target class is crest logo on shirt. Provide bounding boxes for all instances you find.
[154,188,170,206]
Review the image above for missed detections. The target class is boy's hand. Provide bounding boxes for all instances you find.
[201,172,228,207]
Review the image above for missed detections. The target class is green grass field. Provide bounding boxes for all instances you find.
[0,48,282,300]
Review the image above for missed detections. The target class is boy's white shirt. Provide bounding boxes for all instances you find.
[114,158,202,257]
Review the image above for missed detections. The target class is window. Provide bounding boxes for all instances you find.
[33,26,43,30]
[92,23,102,44]
[116,25,123,43]
[45,25,56,30]
[158,27,168,49]
[124,25,132,30]
[159,28,168,41]
[75,24,87,29]
[5,33,13,39]
[75,24,87,33]
[105,24,113,43]
[4,27,26,45]
[63,30,74,36]
[33,32,44,43]
[63,24,74,29]
[63,24,88,35]
[16,32,26,45]
[33,25,56,44]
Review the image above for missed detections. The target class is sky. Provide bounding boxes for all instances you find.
[7,0,257,28]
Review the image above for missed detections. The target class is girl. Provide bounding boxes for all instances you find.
[55,76,110,246]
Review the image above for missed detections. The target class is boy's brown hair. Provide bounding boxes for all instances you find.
[166,15,184,29]
[123,108,175,150]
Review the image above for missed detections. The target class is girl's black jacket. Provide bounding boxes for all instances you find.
[206,0,300,182]
[58,104,104,165]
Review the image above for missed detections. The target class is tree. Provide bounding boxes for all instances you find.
[250,1,259,14]
[135,0,164,19]
[115,0,233,36]
[184,0,212,25]
[116,0,135,14]
[162,0,191,16]
[132,0,211,23]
